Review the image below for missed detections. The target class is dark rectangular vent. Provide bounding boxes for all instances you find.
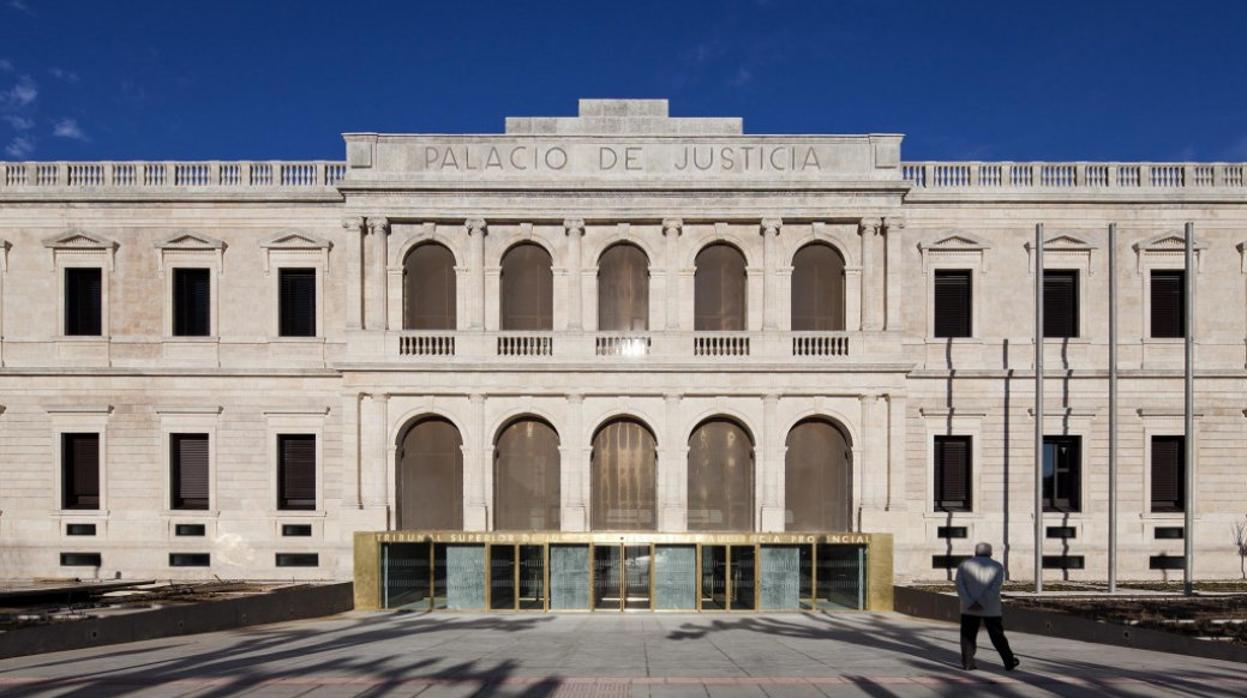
[1042,555,1085,570]
[1149,555,1185,570]
[282,524,313,537]
[1154,527,1184,540]
[60,552,102,567]
[1046,526,1077,539]
[175,523,206,537]
[66,523,96,536]
[937,526,967,539]
[276,553,319,568]
[169,553,210,567]
[931,555,970,569]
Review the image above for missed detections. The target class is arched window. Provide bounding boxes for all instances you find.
[687,417,754,531]
[791,243,846,331]
[785,418,852,531]
[694,243,747,331]
[597,243,649,331]
[396,416,463,530]
[494,417,560,530]
[403,243,456,330]
[590,417,657,531]
[500,243,553,330]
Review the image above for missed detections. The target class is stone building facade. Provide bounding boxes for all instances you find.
[1,99,1245,585]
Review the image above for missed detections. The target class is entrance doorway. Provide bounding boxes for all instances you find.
[593,544,651,610]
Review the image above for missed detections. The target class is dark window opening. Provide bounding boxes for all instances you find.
[590,417,657,531]
[694,243,747,331]
[937,526,968,539]
[1150,554,1184,570]
[170,433,209,510]
[169,553,210,567]
[282,524,313,537]
[1042,269,1079,338]
[687,417,754,531]
[403,243,457,330]
[397,417,464,530]
[494,418,560,530]
[172,268,211,336]
[277,434,316,511]
[597,243,650,331]
[278,268,317,337]
[791,243,846,331]
[64,267,102,336]
[1150,435,1185,513]
[175,523,206,537]
[1042,555,1085,570]
[61,433,100,510]
[276,553,319,567]
[66,523,96,536]
[1150,270,1185,339]
[932,555,970,569]
[1155,526,1184,540]
[933,435,972,512]
[60,552,102,567]
[784,418,852,531]
[500,243,553,330]
[1043,436,1081,512]
[1046,526,1077,539]
[933,270,972,338]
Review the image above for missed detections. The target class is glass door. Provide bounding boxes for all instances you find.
[593,544,622,610]
[700,545,727,610]
[623,545,651,610]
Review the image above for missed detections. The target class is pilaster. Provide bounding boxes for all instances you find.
[466,218,486,330]
[760,393,784,531]
[662,218,682,330]
[366,217,389,331]
[564,219,585,330]
[562,392,586,530]
[883,217,904,332]
[465,392,488,529]
[659,392,686,531]
[761,218,782,331]
[341,217,365,330]
[860,217,883,331]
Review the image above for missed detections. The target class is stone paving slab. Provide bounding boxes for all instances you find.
[0,612,1243,697]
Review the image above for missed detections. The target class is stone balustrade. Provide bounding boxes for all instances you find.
[0,161,347,190]
[902,161,1246,190]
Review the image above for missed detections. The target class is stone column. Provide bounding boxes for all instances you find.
[662,218,682,330]
[564,219,585,331]
[367,217,390,331]
[860,218,883,331]
[760,393,784,531]
[466,218,486,330]
[883,217,904,332]
[342,217,365,330]
[562,392,586,530]
[761,219,782,331]
[659,392,685,530]
[465,393,488,530]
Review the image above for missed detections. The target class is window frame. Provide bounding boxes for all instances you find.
[1042,268,1080,339]
[169,432,211,511]
[63,266,104,337]
[1147,268,1187,340]
[1042,435,1082,513]
[170,267,214,338]
[1149,434,1186,513]
[60,432,102,511]
[932,269,973,339]
[276,433,319,511]
[932,434,973,513]
[277,266,319,338]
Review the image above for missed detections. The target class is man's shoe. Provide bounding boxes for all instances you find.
[962,661,978,671]
[1005,658,1020,672]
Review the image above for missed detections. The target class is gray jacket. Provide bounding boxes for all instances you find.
[954,554,1005,616]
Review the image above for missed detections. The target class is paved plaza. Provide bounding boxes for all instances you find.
[0,612,1243,697]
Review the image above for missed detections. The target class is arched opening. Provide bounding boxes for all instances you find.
[785,418,852,531]
[694,243,747,331]
[597,243,649,331]
[403,243,457,330]
[687,417,754,531]
[494,417,560,530]
[590,417,657,531]
[396,416,463,530]
[791,243,846,331]
[500,242,553,330]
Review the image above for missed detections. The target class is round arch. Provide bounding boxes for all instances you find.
[499,242,553,331]
[694,242,749,331]
[590,415,658,531]
[784,416,852,532]
[687,415,755,532]
[402,241,457,330]
[395,414,464,530]
[493,414,561,531]
[597,242,650,331]
[791,241,846,331]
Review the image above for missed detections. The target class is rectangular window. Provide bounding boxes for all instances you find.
[61,433,100,510]
[1151,435,1185,512]
[175,523,206,537]
[170,433,209,510]
[1042,269,1079,338]
[933,435,972,512]
[1150,270,1185,338]
[64,267,103,336]
[60,552,102,567]
[1042,435,1081,512]
[278,268,317,337]
[172,268,211,336]
[169,553,210,567]
[277,434,316,511]
[933,270,972,338]
[276,553,319,567]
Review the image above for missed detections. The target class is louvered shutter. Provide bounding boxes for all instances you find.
[278,435,317,510]
[173,268,211,336]
[1151,436,1184,512]
[934,436,971,512]
[933,270,972,338]
[171,433,209,510]
[1150,270,1185,339]
[279,268,317,337]
[1043,270,1079,338]
[65,268,103,336]
[62,433,100,509]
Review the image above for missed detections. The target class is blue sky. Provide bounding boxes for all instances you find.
[2,1,1245,162]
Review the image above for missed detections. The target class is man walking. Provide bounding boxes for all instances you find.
[954,542,1020,671]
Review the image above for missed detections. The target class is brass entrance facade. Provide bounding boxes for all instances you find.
[355,531,893,612]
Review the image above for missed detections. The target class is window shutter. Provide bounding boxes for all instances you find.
[1043,270,1078,338]
[278,434,317,510]
[933,270,972,338]
[1151,436,1184,512]
[171,433,209,510]
[1150,270,1185,339]
[62,433,100,509]
[65,268,103,336]
[279,269,317,337]
[934,436,971,512]
[173,269,211,337]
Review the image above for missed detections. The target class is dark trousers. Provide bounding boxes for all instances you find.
[960,614,1015,667]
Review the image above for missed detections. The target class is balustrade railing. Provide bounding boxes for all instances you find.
[902,162,1247,191]
[693,333,751,357]
[398,333,456,356]
[595,335,651,357]
[0,161,347,190]
[792,332,850,357]
[497,333,553,357]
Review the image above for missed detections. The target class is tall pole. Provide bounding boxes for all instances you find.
[1034,223,1045,594]
[1108,223,1118,594]
[1184,221,1195,596]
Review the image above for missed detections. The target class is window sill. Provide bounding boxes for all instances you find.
[163,509,220,518]
[56,335,109,342]
[57,509,109,518]
[162,336,219,343]
[1139,512,1197,521]
[269,336,326,343]
[925,337,981,344]
[923,511,981,520]
[1142,337,1186,344]
[273,509,327,518]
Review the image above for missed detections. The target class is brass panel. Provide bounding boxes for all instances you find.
[397,417,463,530]
[790,243,846,331]
[353,531,381,610]
[494,418,561,530]
[694,243,747,331]
[785,419,852,531]
[597,243,649,331]
[687,418,753,532]
[590,418,657,531]
[403,242,456,330]
[866,532,894,611]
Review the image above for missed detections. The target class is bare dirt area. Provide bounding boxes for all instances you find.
[0,579,308,632]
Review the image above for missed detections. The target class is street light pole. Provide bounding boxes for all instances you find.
[1108,223,1118,595]
[1034,223,1045,594]
[1183,222,1195,596]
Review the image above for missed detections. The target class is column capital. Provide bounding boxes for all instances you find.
[468,392,486,403]
[883,216,906,232]
[465,218,487,235]
[566,392,584,404]
[762,393,781,404]
[859,217,882,235]
[367,216,390,235]
[563,218,585,235]
[662,218,683,235]
[760,218,783,235]
[341,216,366,233]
